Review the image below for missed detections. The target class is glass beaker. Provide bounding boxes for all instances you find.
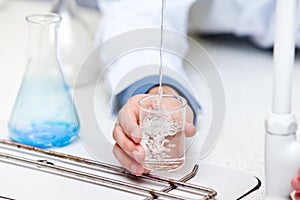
[139,94,186,171]
[8,13,80,148]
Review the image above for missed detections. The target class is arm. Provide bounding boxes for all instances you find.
[96,0,196,93]
[96,0,199,175]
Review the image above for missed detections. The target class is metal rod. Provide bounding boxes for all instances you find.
[0,196,14,200]
[272,0,297,114]
[0,139,216,195]
[0,152,192,200]
[0,139,127,174]
[144,165,199,200]
[0,139,217,199]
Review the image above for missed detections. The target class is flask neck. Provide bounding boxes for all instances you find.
[51,0,80,17]
[26,14,61,60]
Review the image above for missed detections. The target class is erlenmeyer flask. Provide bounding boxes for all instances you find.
[51,0,96,87]
[8,13,80,148]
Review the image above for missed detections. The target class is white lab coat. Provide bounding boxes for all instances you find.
[96,0,196,100]
[96,0,300,98]
[96,0,288,158]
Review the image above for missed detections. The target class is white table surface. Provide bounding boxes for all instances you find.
[2,1,300,199]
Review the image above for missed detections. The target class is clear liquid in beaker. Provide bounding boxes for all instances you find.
[141,114,185,171]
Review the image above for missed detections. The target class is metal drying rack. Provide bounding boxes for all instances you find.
[0,139,217,200]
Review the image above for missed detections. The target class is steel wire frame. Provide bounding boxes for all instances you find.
[0,139,217,200]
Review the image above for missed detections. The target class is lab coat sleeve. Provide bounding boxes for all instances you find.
[96,0,196,91]
[112,75,201,125]
[96,0,200,121]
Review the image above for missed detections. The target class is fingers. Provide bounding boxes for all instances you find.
[290,168,300,200]
[292,176,300,192]
[113,122,145,163]
[113,144,147,176]
[116,95,145,144]
[185,103,196,137]
[112,95,149,175]
[186,104,194,123]
[294,192,300,200]
[185,122,196,137]
[112,124,148,176]
[115,93,197,142]
[148,85,197,137]
[112,91,197,176]
[291,175,300,200]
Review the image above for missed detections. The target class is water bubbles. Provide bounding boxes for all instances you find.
[141,114,182,161]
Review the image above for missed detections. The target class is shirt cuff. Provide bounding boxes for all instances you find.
[112,75,201,125]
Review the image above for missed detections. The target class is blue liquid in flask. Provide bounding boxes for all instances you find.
[8,13,80,148]
[8,76,80,148]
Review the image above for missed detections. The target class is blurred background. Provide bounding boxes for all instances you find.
[2,1,300,199]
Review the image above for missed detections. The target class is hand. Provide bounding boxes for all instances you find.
[291,168,300,199]
[112,86,196,176]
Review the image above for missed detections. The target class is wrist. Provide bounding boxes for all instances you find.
[147,85,179,96]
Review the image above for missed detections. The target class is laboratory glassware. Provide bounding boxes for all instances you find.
[51,0,96,87]
[8,13,80,148]
[139,94,186,171]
